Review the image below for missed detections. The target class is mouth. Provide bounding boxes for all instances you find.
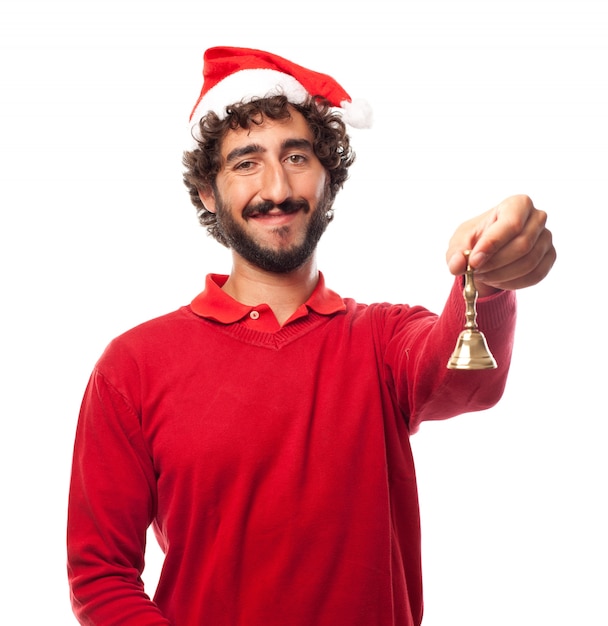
[243,200,309,220]
[247,210,301,229]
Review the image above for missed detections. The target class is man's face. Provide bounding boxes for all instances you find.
[199,109,332,273]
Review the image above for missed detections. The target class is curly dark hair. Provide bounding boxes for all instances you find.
[182,95,355,245]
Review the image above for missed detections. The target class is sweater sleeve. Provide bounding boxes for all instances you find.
[384,277,517,433]
[67,365,171,625]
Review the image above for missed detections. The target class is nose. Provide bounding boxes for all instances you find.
[260,160,292,205]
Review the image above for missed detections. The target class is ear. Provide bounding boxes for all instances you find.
[198,188,217,214]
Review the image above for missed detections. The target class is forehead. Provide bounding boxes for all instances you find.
[220,108,314,156]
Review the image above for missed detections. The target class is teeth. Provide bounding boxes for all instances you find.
[253,209,283,217]
[245,206,300,218]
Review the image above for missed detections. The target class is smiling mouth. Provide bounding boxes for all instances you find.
[243,200,309,219]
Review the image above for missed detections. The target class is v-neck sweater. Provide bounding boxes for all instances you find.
[67,274,516,626]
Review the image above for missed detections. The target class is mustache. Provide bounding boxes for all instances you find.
[242,199,310,218]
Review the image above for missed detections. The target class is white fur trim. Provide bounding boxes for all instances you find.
[191,68,309,126]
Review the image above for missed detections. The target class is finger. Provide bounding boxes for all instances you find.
[468,196,536,270]
[475,228,556,290]
[446,209,497,275]
[471,205,548,274]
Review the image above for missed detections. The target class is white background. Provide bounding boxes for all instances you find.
[1,0,606,624]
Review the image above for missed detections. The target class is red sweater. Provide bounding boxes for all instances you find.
[67,274,516,625]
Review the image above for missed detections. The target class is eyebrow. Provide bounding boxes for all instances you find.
[225,138,314,164]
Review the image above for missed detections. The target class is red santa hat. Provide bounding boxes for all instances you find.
[189,46,372,132]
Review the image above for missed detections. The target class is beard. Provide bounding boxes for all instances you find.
[214,187,333,274]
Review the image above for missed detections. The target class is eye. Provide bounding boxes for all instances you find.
[285,154,307,165]
[234,160,257,172]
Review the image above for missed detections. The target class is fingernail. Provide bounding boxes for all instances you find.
[469,251,488,269]
[448,253,463,271]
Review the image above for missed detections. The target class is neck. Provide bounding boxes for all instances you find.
[222,254,319,326]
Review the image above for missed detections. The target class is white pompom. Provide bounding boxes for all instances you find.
[340,98,373,129]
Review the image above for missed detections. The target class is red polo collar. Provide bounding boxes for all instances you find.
[190,272,346,332]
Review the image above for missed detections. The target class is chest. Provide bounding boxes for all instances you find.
[139,329,395,517]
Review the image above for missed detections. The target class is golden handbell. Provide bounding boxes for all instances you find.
[447,250,497,370]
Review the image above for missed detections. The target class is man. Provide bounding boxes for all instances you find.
[67,47,555,625]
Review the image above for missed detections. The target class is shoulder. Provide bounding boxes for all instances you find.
[115,305,194,342]
[343,297,435,323]
[95,306,200,371]
[339,298,439,344]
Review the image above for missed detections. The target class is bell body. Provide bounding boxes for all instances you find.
[447,328,497,370]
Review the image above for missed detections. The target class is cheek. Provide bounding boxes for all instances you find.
[219,179,258,210]
[303,170,328,201]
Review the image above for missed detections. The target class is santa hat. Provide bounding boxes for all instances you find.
[189,46,372,132]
